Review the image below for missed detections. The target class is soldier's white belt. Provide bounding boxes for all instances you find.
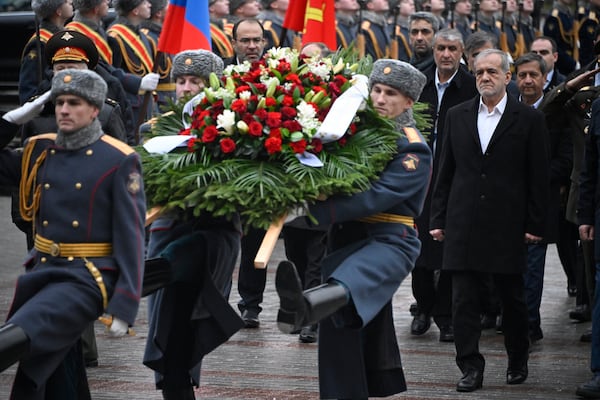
[34,234,112,257]
[357,212,414,227]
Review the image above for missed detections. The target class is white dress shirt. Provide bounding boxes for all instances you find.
[477,93,508,153]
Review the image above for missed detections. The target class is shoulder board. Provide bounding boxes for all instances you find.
[140,27,149,35]
[28,133,57,142]
[105,97,118,106]
[495,20,502,29]
[263,20,272,29]
[361,20,371,30]
[578,6,586,14]
[403,127,424,143]
[101,135,134,155]
[552,9,559,17]
[590,11,597,21]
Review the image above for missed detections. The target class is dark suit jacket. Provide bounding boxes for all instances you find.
[536,90,573,243]
[430,94,550,274]
[415,65,478,269]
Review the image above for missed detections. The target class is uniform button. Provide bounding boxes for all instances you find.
[44,183,50,189]
[481,173,486,179]
[72,220,79,228]
[480,194,486,200]
[75,183,82,189]
[68,256,74,262]
[41,257,47,263]
[50,149,56,155]
[43,220,48,226]
[86,149,93,156]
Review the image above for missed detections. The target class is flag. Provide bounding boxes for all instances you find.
[282,0,308,32]
[282,0,337,51]
[301,0,336,50]
[158,0,212,54]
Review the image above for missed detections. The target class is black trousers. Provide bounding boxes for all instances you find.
[452,270,529,374]
[237,227,267,314]
[411,267,452,326]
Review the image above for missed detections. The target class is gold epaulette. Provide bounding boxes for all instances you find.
[101,135,134,155]
[27,133,57,143]
[552,9,559,17]
[495,20,502,29]
[403,127,424,143]
[361,20,371,30]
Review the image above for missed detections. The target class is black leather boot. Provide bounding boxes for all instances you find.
[276,261,348,334]
[0,323,30,372]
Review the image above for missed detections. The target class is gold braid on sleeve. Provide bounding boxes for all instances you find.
[19,141,47,227]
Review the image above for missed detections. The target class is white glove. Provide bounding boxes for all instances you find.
[107,317,129,337]
[3,91,51,125]
[140,73,160,91]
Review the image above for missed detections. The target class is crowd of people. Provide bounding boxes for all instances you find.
[0,0,598,398]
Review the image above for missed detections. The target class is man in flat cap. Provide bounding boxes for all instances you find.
[142,49,243,400]
[19,0,74,104]
[274,59,432,399]
[0,68,146,399]
[430,48,549,392]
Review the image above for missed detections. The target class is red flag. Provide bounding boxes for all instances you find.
[282,0,337,51]
[301,0,336,50]
[282,0,308,32]
[158,0,212,54]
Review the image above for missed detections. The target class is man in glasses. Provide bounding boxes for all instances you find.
[530,36,566,93]
[225,18,266,65]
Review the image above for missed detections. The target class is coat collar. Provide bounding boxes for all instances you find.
[465,93,520,154]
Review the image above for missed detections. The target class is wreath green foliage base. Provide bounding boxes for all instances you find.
[139,50,432,230]
[140,105,412,229]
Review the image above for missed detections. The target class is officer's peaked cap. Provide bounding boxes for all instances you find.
[45,30,99,69]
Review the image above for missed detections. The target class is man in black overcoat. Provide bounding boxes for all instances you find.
[430,48,550,393]
[411,28,477,341]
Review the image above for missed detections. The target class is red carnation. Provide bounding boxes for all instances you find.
[289,139,307,154]
[255,108,268,120]
[187,137,199,152]
[282,120,302,132]
[265,97,277,107]
[179,127,192,136]
[310,138,323,153]
[220,138,236,153]
[242,113,254,124]
[248,121,263,137]
[282,95,294,106]
[269,128,282,138]
[202,126,218,143]
[265,136,282,154]
[266,112,282,128]
[333,74,348,87]
[285,73,301,85]
[281,106,297,119]
[231,99,247,113]
[235,85,251,94]
[277,60,291,73]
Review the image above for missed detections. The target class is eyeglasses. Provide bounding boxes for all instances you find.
[236,37,264,45]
